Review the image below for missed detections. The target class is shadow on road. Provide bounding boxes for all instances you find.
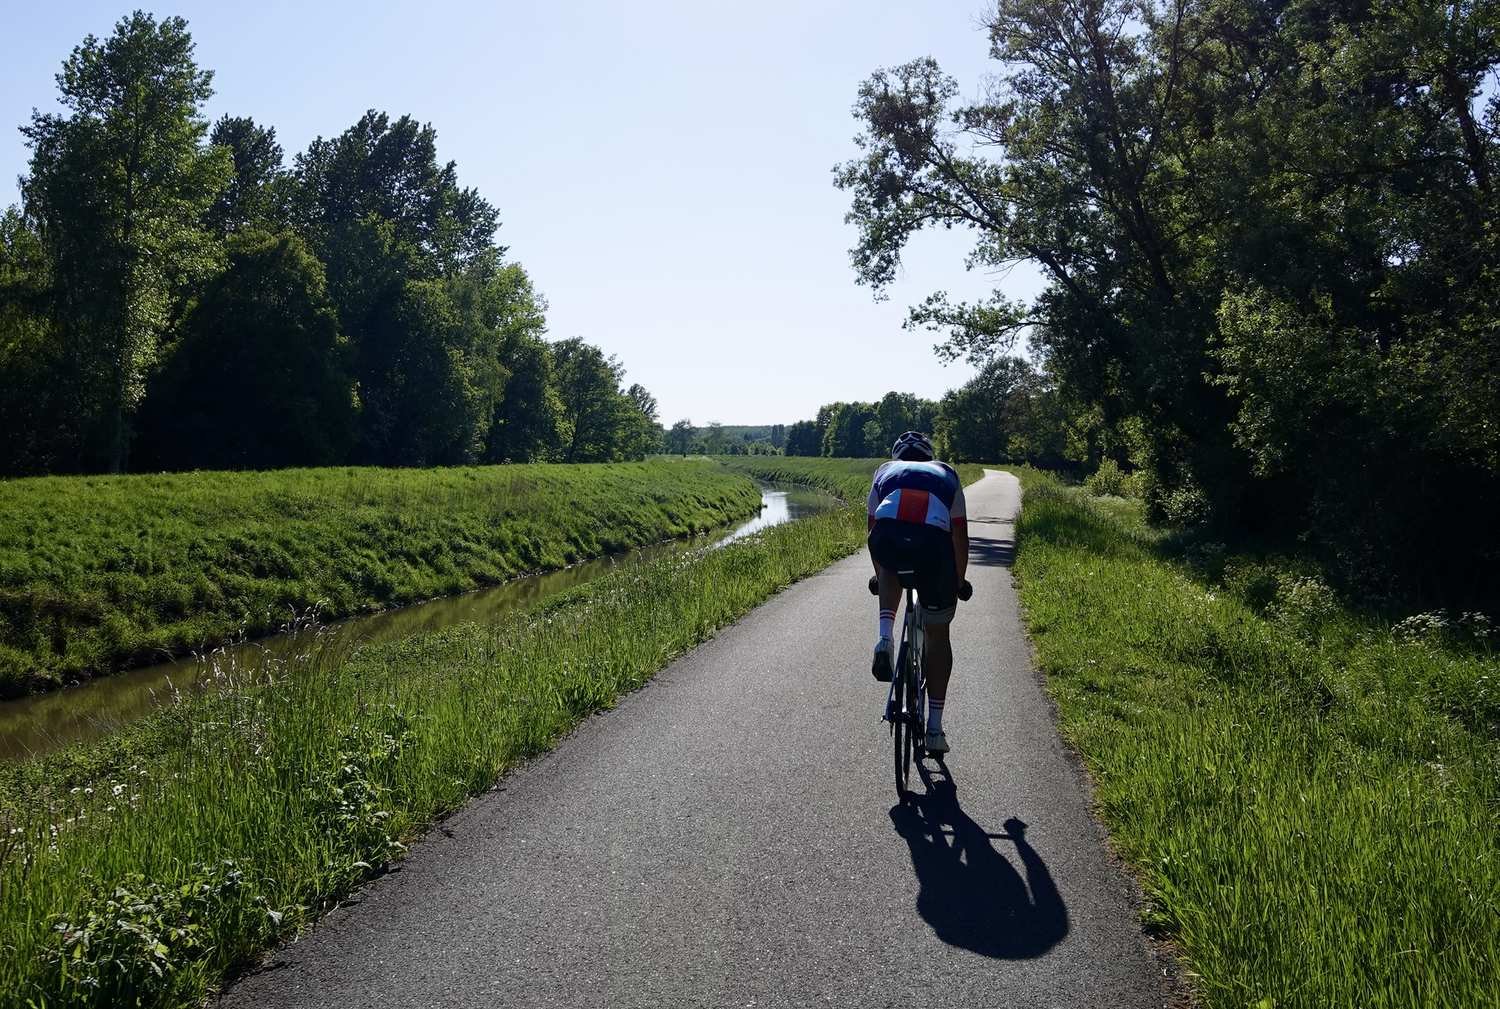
[966,512,1016,568]
[889,762,1068,959]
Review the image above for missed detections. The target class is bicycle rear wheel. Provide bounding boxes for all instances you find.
[893,645,914,800]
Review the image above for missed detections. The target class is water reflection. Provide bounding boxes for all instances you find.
[0,483,835,761]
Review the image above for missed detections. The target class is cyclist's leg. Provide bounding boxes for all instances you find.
[916,526,959,737]
[867,521,905,622]
[866,521,907,680]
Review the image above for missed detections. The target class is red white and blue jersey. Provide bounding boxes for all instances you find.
[867,460,967,532]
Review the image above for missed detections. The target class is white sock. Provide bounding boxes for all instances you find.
[878,609,895,641]
[927,696,945,733]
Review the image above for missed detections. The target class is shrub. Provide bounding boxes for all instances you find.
[1085,459,1128,497]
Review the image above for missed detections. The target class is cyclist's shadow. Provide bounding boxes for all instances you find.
[889,763,1069,959]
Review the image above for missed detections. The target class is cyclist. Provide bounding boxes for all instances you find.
[866,431,970,755]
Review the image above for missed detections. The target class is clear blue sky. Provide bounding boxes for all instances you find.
[1,1,1043,426]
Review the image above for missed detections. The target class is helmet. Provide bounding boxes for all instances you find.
[890,431,934,461]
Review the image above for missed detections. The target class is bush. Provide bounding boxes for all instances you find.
[1085,459,1128,497]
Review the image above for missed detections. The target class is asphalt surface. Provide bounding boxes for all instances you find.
[223,471,1168,1008]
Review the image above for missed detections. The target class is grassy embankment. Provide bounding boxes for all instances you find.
[1011,469,1498,1008]
[0,456,973,1008]
[0,461,761,697]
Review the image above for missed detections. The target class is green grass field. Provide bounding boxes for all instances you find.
[1011,469,1499,1008]
[0,461,761,696]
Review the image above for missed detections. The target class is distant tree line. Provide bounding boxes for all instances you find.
[0,12,660,476]
[776,365,1079,468]
[837,0,1499,599]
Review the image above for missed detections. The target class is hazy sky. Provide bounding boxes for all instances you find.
[1,1,1044,426]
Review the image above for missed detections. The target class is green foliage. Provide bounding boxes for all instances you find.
[20,11,231,473]
[838,0,1500,598]
[203,116,285,236]
[1084,459,1128,498]
[0,461,760,696]
[783,420,820,456]
[0,17,663,477]
[1011,472,1500,1007]
[933,356,1067,465]
[551,338,660,463]
[135,231,356,470]
[483,269,564,463]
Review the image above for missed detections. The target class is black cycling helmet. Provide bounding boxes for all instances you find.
[890,431,935,461]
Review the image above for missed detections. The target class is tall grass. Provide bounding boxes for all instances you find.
[1010,469,1499,1008]
[0,461,760,695]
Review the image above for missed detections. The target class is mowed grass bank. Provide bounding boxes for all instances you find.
[1011,470,1499,1008]
[0,460,760,696]
[1,456,978,1007]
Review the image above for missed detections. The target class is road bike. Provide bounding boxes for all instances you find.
[868,571,971,801]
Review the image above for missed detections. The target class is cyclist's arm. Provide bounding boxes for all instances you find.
[950,483,969,581]
[867,474,882,573]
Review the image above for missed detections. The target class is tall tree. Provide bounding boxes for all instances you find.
[839,0,1499,591]
[290,111,506,458]
[784,420,819,456]
[484,265,564,463]
[21,11,230,471]
[205,115,285,235]
[667,418,694,455]
[551,337,654,463]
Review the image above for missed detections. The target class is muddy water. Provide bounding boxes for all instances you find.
[0,484,837,761]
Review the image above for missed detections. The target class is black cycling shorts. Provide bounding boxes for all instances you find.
[867,519,958,624]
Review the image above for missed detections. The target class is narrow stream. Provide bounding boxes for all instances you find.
[0,484,836,761]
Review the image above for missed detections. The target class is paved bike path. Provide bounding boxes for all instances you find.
[223,471,1167,1008]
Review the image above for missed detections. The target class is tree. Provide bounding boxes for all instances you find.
[0,208,71,474]
[703,422,727,456]
[359,275,503,466]
[205,115,285,235]
[135,231,356,470]
[784,420,819,456]
[820,401,875,457]
[552,337,652,463]
[21,11,230,471]
[769,423,786,450]
[290,111,507,459]
[838,0,1500,592]
[291,111,501,325]
[483,266,563,464]
[667,419,694,455]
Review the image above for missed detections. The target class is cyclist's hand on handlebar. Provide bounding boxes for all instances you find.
[958,579,973,602]
[868,575,879,596]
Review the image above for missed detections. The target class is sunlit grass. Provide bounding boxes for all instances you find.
[0,460,761,695]
[1009,469,1499,1008]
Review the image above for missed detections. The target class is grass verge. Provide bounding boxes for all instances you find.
[0,460,760,696]
[1010,468,1499,1008]
[0,456,981,1007]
